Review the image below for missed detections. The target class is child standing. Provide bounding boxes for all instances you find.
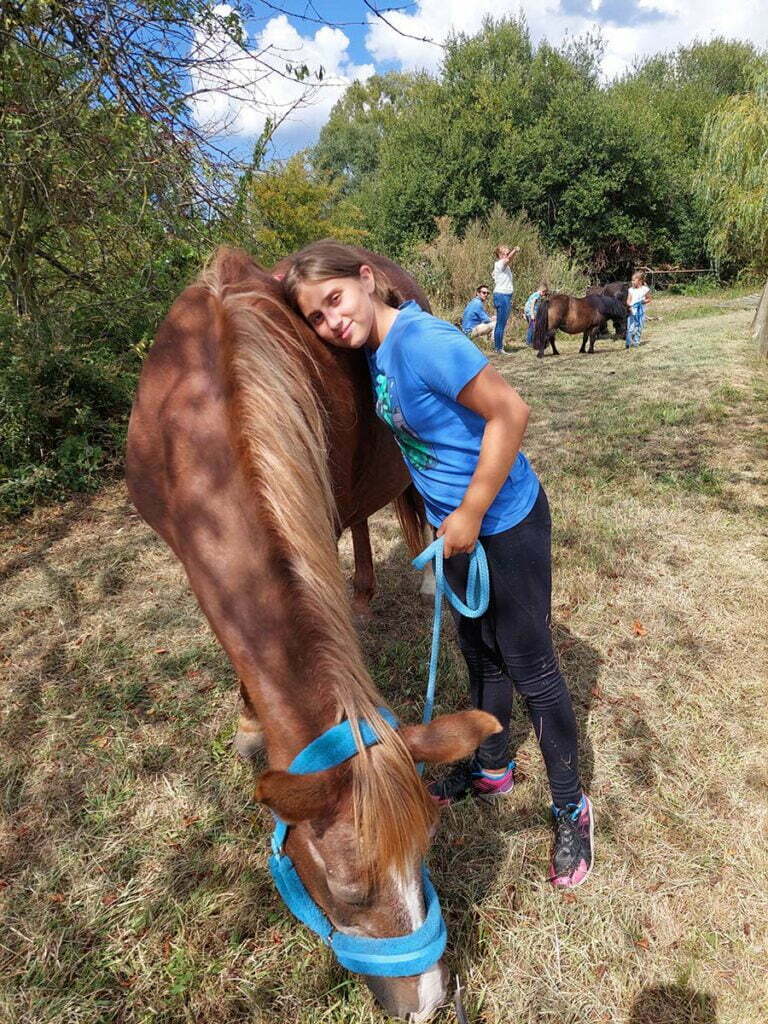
[283,240,594,889]
[626,271,651,348]
[524,282,550,347]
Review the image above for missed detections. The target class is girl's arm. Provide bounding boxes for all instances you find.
[436,366,530,558]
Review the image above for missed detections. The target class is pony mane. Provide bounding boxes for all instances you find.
[199,248,437,880]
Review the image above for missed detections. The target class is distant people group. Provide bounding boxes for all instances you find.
[460,251,652,352]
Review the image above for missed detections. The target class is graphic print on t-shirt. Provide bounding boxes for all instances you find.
[374,372,436,471]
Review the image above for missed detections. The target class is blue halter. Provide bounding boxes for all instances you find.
[268,538,489,978]
[268,708,447,977]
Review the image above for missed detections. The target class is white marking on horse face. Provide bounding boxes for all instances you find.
[393,869,446,1020]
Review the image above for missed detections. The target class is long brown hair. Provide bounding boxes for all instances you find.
[282,239,402,315]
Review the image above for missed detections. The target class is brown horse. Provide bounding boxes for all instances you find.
[125,246,498,1020]
[533,292,626,356]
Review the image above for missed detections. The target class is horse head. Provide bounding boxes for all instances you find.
[256,709,501,1020]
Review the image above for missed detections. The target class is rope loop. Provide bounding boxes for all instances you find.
[412,537,490,758]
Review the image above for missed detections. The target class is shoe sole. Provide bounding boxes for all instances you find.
[551,795,595,889]
[473,784,515,804]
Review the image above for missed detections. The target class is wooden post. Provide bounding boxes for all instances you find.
[753,278,768,360]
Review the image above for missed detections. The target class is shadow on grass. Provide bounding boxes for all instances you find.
[629,984,717,1024]
[0,492,96,584]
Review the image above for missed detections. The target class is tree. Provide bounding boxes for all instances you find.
[235,155,368,266]
[312,72,428,194]
[698,80,768,275]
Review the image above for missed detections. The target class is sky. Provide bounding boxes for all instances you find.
[190,0,768,160]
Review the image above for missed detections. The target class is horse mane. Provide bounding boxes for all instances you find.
[199,247,437,881]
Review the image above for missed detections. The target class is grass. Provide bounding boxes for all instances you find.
[1,294,767,1023]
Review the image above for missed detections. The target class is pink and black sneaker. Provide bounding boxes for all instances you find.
[549,794,594,888]
[428,758,516,807]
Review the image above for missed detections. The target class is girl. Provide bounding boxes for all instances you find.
[524,281,550,347]
[283,241,593,889]
[491,244,520,354]
[626,271,651,348]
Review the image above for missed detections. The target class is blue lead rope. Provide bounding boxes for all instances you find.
[411,537,491,760]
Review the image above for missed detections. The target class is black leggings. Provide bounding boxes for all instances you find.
[443,486,582,808]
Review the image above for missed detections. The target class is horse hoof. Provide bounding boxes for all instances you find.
[234,717,265,760]
[352,593,374,624]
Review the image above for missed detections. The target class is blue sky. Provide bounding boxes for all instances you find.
[191,1,768,159]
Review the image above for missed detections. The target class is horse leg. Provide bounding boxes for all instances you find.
[550,332,559,355]
[351,519,375,620]
[418,524,436,603]
[580,330,588,353]
[234,679,265,760]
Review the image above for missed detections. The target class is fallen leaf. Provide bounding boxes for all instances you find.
[49,893,65,904]
[562,891,577,904]
[635,937,650,950]
[632,620,648,637]
[154,648,168,655]
[595,964,608,979]
[92,736,109,749]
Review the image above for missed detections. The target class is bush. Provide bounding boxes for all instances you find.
[404,206,589,323]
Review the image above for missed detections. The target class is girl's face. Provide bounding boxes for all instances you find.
[632,274,643,287]
[296,267,377,349]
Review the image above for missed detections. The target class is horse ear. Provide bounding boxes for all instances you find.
[255,768,342,824]
[399,710,501,765]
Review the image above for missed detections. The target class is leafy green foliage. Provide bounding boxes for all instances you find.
[234,155,368,267]
[698,78,768,274]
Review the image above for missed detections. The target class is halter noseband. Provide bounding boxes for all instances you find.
[268,707,447,977]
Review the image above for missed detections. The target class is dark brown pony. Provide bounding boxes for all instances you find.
[533,292,625,356]
[587,281,629,339]
[125,247,498,1020]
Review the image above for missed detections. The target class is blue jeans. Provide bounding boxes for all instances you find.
[493,292,512,351]
[627,302,646,347]
[525,318,535,346]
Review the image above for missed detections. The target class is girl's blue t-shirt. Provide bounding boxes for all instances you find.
[365,301,540,535]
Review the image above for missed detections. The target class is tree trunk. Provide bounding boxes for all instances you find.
[753,278,768,360]
[751,277,768,338]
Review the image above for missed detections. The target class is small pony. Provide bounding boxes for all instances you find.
[533,292,627,356]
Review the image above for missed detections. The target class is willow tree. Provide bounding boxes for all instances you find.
[699,80,768,357]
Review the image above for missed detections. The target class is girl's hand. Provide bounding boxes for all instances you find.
[437,506,483,559]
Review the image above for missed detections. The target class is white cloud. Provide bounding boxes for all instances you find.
[190,7,374,147]
[189,1,767,150]
[364,0,768,81]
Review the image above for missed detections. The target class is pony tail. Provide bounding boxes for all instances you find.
[392,484,428,559]
[533,297,550,351]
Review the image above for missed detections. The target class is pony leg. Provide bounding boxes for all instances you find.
[234,680,264,760]
[550,333,560,355]
[418,524,436,604]
[351,519,375,619]
[580,331,588,353]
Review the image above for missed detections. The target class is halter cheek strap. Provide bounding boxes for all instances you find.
[268,707,447,977]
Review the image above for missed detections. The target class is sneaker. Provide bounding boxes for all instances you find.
[428,758,516,807]
[428,760,473,807]
[471,760,516,802]
[549,795,594,888]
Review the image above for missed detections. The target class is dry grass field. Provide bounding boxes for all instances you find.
[1,291,767,1024]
